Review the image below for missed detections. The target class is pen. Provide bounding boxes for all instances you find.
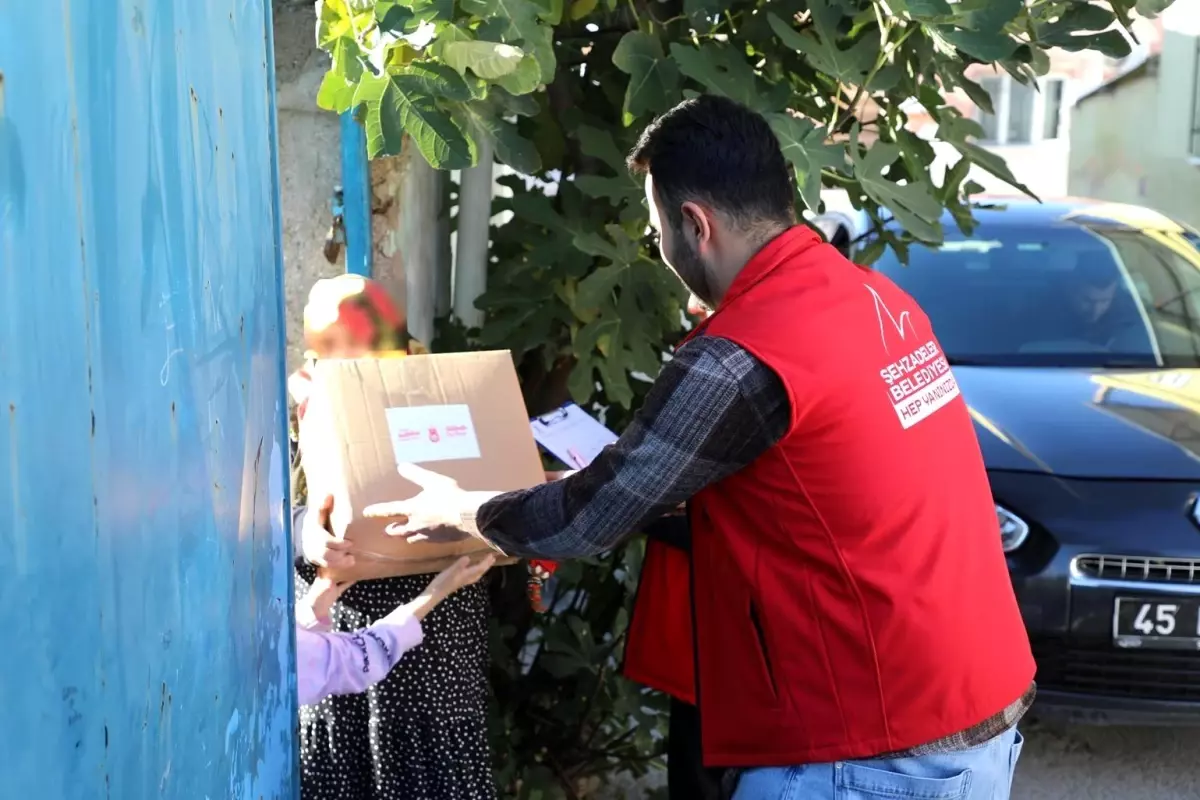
[567,448,587,469]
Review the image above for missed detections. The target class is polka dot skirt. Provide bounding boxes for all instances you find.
[295,564,496,800]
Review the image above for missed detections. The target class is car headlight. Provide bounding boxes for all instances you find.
[997,505,1030,553]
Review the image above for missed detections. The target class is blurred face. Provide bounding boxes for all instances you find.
[304,325,372,360]
[645,175,718,307]
[1074,280,1118,323]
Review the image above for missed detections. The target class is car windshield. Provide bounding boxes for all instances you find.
[873,221,1200,368]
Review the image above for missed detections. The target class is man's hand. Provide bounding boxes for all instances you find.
[301,494,357,569]
[544,469,578,482]
[362,463,467,537]
[363,464,499,541]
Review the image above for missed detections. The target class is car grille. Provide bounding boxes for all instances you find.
[1033,637,1200,702]
[1074,554,1200,586]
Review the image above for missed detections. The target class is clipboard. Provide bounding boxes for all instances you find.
[530,403,619,468]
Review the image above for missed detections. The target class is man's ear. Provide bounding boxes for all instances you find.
[680,201,713,247]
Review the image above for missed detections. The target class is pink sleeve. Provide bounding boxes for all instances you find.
[295,611,424,706]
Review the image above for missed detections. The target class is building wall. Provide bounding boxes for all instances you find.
[900,19,1164,204]
[1068,2,1200,229]
[1068,73,1160,211]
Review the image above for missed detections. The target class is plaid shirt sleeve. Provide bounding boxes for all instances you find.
[475,336,791,559]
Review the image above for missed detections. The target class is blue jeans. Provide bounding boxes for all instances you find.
[732,728,1023,799]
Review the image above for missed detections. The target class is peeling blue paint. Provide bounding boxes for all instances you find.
[0,2,297,798]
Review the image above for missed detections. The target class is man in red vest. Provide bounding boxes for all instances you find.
[368,95,1035,799]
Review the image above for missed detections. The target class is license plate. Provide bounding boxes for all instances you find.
[1113,597,1200,650]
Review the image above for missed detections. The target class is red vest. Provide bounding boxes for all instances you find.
[623,226,1034,767]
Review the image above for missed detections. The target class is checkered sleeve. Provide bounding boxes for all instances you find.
[475,336,791,559]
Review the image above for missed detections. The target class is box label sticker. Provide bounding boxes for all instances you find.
[385,404,482,464]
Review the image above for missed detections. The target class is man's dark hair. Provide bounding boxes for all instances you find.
[627,95,796,235]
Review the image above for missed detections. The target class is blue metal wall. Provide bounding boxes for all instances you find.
[0,2,297,798]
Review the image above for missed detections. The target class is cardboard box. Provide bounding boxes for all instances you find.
[299,351,542,581]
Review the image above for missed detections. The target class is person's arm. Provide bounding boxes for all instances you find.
[474,336,790,559]
[295,554,493,705]
[296,613,424,706]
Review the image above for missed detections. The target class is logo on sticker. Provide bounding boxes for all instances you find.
[385,404,482,464]
[867,285,961,430]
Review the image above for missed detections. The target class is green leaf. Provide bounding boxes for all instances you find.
[374,1,415,33]
[1136,0,1173,17]
[901,0,952,17]
[317,0,355,47]
[396,61,474,101]
[936,111,1037,200]
[465,103,543,173]
[568,356,597,403]
[848,125,943,243]
[495,55,542,95]
[669,42,789,113]
[493,87,540,117]
[330,36,366,83]
[353,72,474,168]
[576,265,625,310]
[522,25,558,84]
[946,65,995,114]
[316,71,357,114]
[573,225,637,264]
[441,41,527,80]
[528,0,564,24]
[575,174,643,208]
[766,114,843,212]
[407,0,455,22]
[460,0,557,83]
[954,0,1022,32]
[1034,5,1128,57]
[612,32,681,122]
[935,27,1019,61]
[574,125,626,173]
[768,2,876,83]
[568,0,599,21]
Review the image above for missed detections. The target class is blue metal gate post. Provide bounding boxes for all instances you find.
[340,112,374,277]
[0,2,298,798]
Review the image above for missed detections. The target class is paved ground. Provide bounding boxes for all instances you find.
[1014,717,1200,799]
[601,718,1200,799]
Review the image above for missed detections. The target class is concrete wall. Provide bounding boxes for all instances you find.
[273,0,343,367]
[1068,10,1200,229]
[271,0,408,370]
[1068,72,1161,210]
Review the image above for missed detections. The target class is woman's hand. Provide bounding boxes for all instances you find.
[301,495,357,570]
[298,571,355,628]
[384,555,497,622]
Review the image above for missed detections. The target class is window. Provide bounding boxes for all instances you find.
[1191,37,1200,157]
[973,76,1067,145]
[1042,80,1064,140]
[870,221,1200,368]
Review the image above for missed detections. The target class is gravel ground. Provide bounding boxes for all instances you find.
[1013,718,1200,800]
[600,718,1200,799]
